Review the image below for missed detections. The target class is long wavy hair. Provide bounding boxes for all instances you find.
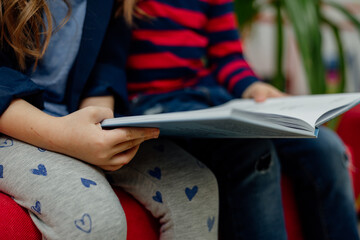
[0,0,71,70]
[0,0,139,70]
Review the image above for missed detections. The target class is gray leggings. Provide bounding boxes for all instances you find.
[0,136,218,240]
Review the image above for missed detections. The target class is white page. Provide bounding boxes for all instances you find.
[224,93,360,126]
[101,93,360,138]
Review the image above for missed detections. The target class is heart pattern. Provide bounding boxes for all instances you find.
[74,213,92,233]
[148,167,161,180]
[185,186,198,201]
[15,142,213,236]
[207,216,215,232]
[31,164,47,176]
[81,178,97,188]
[152,191,163,203]
[38,147,47,152]
[0,138,13,148]
[31,201,41,215]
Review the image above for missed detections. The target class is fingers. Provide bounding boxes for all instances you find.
[253,88,284,102]
[253,91,267,102]
[88,127,158,171]
[109,137,148,157]
[97,164,125,171]
[243,82,286,102]
[96,145,140,171]
[106,127,160,145]
[110,145,140,166]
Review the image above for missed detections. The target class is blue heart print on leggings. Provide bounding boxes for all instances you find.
[38,147,47,152]
[207,216,215,232]
[75,213,92,233]
[152,191,163,203]
[31,201,42,215]
[31,164,47,176]
[185,186,198,201]
[148,167,161,180]
[0,138,13,148]
[81,178,97,188]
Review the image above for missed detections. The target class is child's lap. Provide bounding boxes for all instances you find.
[0,134,119,209]
[0,135,127,239]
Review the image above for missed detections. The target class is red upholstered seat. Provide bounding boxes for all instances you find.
[336,104,360,213]
[0,187,159,240]
[113,187,160,240]
[0,178,305,240]
[281,176,304,240]
[3,106,360,239]
[0,193,41,240]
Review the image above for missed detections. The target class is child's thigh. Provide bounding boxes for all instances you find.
[275,127,347,179]
[107,139,219,239]
[0,135,126,240]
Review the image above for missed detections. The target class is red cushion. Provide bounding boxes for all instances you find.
[0,185,302,240]
[337,105,360,212]
[0,187,159,240]
[113,187,160,240]
[281,175,304,240]
[0,192,41,240]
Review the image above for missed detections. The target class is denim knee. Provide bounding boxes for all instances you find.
[312,127,346,160]
[211,139,280,183]
[291,127,349,189]
[310,127,349,175]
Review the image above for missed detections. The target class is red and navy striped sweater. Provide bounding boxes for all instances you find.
[126,0,259,99]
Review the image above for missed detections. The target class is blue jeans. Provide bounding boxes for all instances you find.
[130,87,359,240]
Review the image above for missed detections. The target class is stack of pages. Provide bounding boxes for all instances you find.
[102,93,360,138]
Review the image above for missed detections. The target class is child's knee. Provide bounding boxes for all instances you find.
[77,204,127,240]
[37,196,127,240]
[312,127,345,157]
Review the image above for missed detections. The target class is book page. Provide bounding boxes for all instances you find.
[101,93,360,138]
[224,93,360,126]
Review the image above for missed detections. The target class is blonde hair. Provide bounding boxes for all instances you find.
[0,0,138,71]
[116,0,145,25]
[0,0,71,70]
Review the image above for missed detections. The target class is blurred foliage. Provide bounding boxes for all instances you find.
[234,0,360,94]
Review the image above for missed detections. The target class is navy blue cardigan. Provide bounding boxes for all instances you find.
[0,0,130,116]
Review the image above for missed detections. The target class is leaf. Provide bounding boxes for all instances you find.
[273,0,285,91]
[321,15,346,93]
[283,0,326,94]
[234,0,260,31]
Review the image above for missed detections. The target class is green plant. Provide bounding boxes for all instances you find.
[234,0,360,94]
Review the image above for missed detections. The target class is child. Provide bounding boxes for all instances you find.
[118,0,360,239]
[0,0,219,239]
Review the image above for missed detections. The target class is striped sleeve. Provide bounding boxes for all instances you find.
[205,0,259,98]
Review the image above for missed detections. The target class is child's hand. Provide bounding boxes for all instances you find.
[59,106,159,171]
[242,82,286,102]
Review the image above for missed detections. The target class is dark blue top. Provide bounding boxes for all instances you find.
[0,0,130,116]
[31,0,87,116]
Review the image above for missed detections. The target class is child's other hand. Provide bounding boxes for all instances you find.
[60,106,160,171]
[242,82,286,102]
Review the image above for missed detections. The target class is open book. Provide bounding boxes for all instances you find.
[101,93,360,138]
